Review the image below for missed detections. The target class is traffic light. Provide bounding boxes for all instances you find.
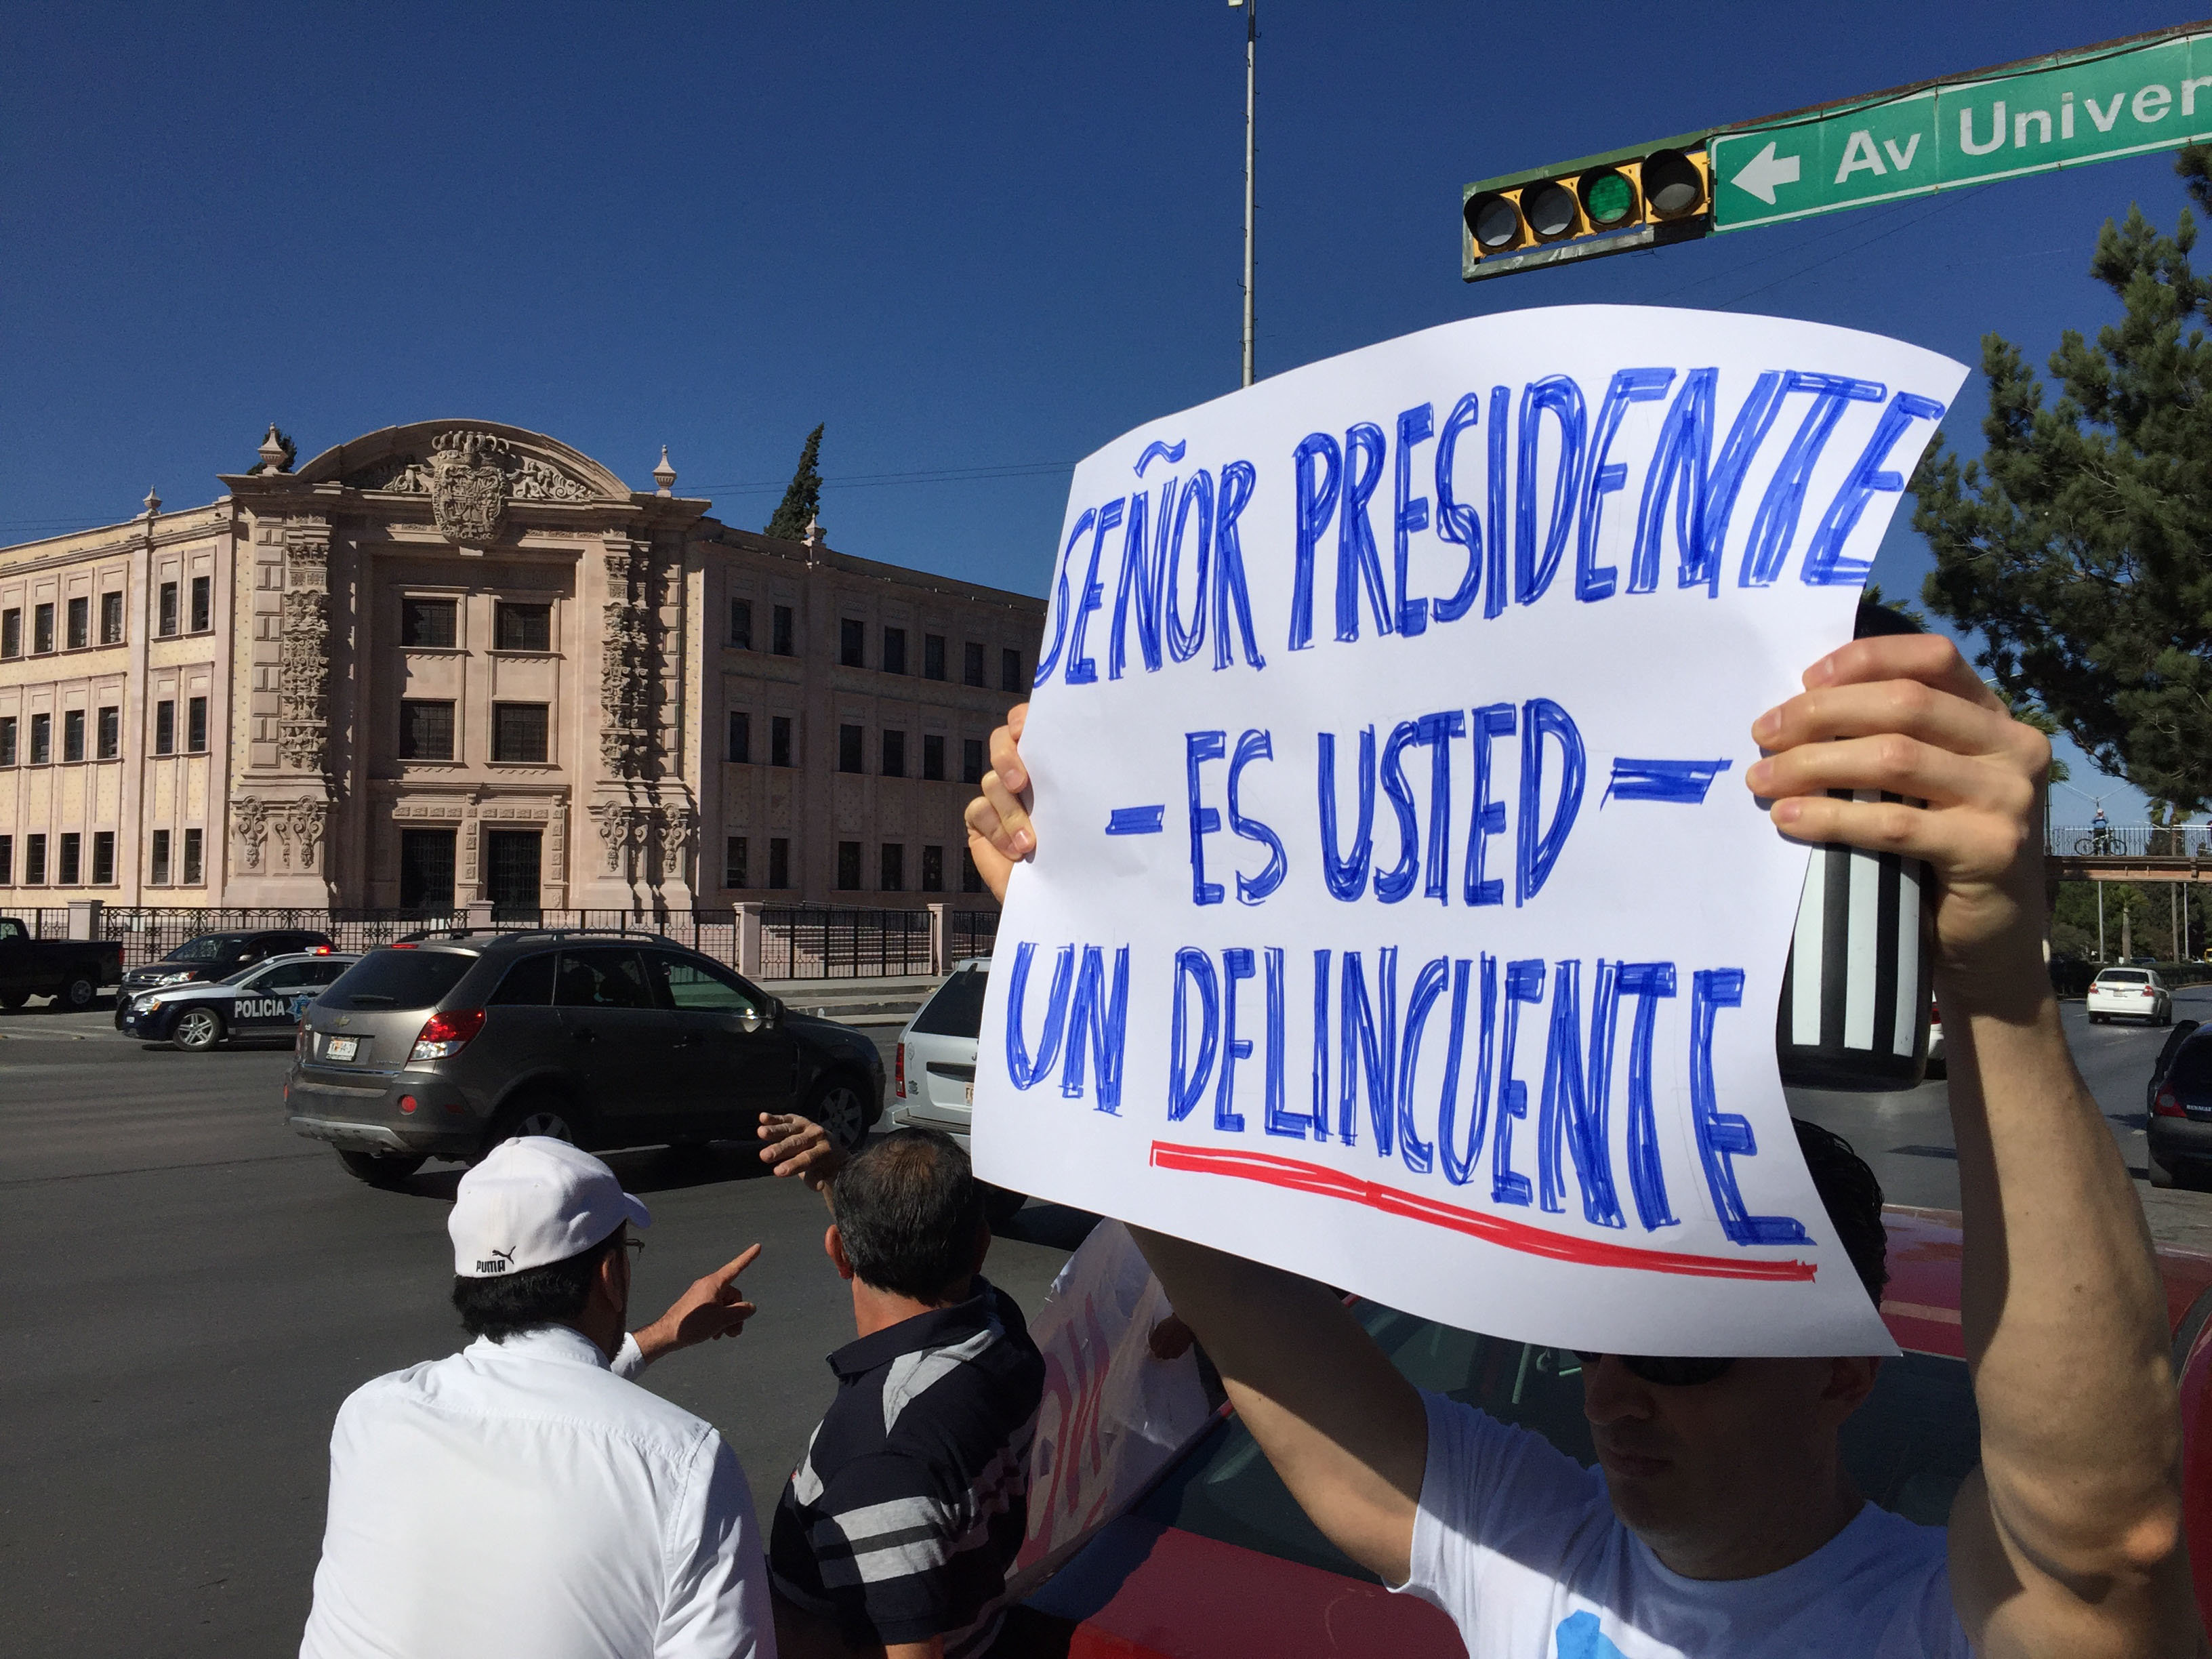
[1463,134,1713,281]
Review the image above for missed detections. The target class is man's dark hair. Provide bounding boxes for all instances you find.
[827,1128,985,1302]
[1794,1118,1888,1304]
[451,1225,624,1343]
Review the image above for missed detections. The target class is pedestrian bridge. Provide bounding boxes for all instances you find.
[2047,825,2212,884]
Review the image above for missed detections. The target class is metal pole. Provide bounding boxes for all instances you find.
[2098,881,2106,962]
[1242,0,1256,388]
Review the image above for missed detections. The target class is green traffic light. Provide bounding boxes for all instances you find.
[1581,169,1635,227]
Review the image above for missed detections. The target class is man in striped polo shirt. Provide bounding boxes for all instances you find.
[766,1127,1044,1659]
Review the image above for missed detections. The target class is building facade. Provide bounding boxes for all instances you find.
[0,421,1042,914]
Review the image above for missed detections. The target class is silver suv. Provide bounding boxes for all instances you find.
[287,928,884,1186]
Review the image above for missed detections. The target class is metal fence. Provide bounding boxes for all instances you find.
[10,903,1000,980]
[2050,824,2212,859]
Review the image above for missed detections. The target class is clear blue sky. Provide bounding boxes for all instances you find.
[2,0,2192,821]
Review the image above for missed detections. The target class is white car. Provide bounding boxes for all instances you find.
[890,957,1025,1223]
[2088,966,2173,1026]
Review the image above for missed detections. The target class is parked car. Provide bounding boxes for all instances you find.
[287,928,884,1185]
[1926,996,1946,1079]
[2089,966,2173,1025]
[2150,1020,2212,1189]
[0,916,124,1012]
[890,957,1026,1223]
[1008,1206,2212,1654]
[121,949,359,1050]
[115,927,334,1024]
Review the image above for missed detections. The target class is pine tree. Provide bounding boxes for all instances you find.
[765,424,824,541]
[1912,147,2212,811]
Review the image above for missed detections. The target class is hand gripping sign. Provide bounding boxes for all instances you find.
[973,306,1967,1357]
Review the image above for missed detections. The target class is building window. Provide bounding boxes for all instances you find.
[26,833,47,884]
[96,706,119,760]
[158,582,178,637]
[0,608,18,657]
[58,832,81,886]
[773,605,795,656]
[1002,647,1023,693]
[769,836,791,889]
[62,710,85,763]
[154,699,175,756]
[964,641,986,687]
[922,734,945,781]
[838,724,863,774]
[771,715,793,769]
[491,703,548,763]
[840,618,865,668]
[837,840,862,891]
[190,575,212,633]
[150,829,170,886]
[881,730,905,778]
[402,598,457,649]
[91,831,115,886]
[880,843,904,892]
[962,737,985,785]
[729,598,753,649]
[401,699,456,761]
[726,711,751,764]
[66,596,89,650]
[186,696,208,753]
[182,827,203,886]
[725,835,748,889]
[882,627,907,676]
[29,712,51,765]
[924,634,946,681]
[0,716,14,767]
[33,602,54,654]
[495,602,552,652]
[962,846,983,894]
[100,590,123,644]
[0,835,10,884]
[922,844,944,893]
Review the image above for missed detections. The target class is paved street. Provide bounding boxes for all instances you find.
[4,987,2207,1656]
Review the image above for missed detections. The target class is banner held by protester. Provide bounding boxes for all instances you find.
[972,305,1967,1356]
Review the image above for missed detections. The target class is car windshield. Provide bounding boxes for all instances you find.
[2100,970,2150,984]
[324,948,476,1010]
[1130,1302,1980,1582]
[911,964,989,1038]
[166,935,250,963]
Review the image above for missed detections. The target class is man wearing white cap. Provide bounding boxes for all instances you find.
[300,1136,775,1659]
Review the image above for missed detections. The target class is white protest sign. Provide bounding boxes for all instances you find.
[973,305,1967,1356]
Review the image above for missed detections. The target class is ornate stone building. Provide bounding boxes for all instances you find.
[0,421,1042,914]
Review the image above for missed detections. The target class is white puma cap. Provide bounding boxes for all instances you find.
[449,1136,651,1277]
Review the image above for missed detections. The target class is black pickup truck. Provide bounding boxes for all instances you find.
[0,917,123,1011]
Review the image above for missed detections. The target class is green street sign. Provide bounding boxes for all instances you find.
[1711,28,2212,230]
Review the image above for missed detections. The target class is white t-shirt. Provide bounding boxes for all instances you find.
[1394,1391,1972,1658]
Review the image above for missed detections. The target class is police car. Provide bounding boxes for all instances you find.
[121,950,360,1051]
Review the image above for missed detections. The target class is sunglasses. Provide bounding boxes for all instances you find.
[1572,1352,1736,1387]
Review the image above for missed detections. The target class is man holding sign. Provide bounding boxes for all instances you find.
[961,308,2191,1657]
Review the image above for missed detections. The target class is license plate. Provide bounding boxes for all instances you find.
[326,1036,359,1061]
[964,1082,975,1104]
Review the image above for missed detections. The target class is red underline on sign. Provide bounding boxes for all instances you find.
[1147,1141,1817,1283]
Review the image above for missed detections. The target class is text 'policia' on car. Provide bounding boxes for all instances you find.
[286,926,884,1185]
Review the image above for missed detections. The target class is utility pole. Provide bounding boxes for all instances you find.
[1231,0,1256,388]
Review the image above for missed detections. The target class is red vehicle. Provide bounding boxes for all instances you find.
[1006,1208,2212,1657]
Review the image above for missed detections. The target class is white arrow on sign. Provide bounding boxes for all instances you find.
[1730,140,1801,205]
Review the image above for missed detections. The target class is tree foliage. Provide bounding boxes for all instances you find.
[1913,148,2212,812]
[765,424,824,541]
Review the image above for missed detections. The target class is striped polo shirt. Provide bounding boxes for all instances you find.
[771,1277,1044,1658]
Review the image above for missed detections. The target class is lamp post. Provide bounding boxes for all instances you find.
[1229,0,1256,388]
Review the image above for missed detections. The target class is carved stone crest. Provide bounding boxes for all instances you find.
[430,430,510,543]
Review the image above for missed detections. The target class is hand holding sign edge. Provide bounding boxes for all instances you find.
[964,701,1032,903]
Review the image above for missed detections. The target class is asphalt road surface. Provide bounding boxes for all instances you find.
[0,1008,1093,1658]
[6,989,2208,1656]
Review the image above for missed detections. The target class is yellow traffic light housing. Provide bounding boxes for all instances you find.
[1463,138,1713,281]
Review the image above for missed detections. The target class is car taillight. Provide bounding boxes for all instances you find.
[1929,998,1940,1025]
[2156,1088,2186,1118]
[409,1008,485,1062]
[896,1042,906,1097]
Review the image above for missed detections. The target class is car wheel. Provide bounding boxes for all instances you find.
[2150,1150,2181,1190]
[337,1149,427,1187]
[804,1073,870,1153]
[172,1008,224,1051]
[1925,1056,1947,1080]
[982,1183,1029,1227]
[56,975,97,1012]
[487,1097,582,1153]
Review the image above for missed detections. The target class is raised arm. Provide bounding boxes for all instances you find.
[1748,636,2192,1658]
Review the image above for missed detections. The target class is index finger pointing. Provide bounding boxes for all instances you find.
[710,1244,762,1284]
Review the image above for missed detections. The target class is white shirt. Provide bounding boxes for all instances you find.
[1395,1392,1971,1658]
[300,1325,773,1659]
